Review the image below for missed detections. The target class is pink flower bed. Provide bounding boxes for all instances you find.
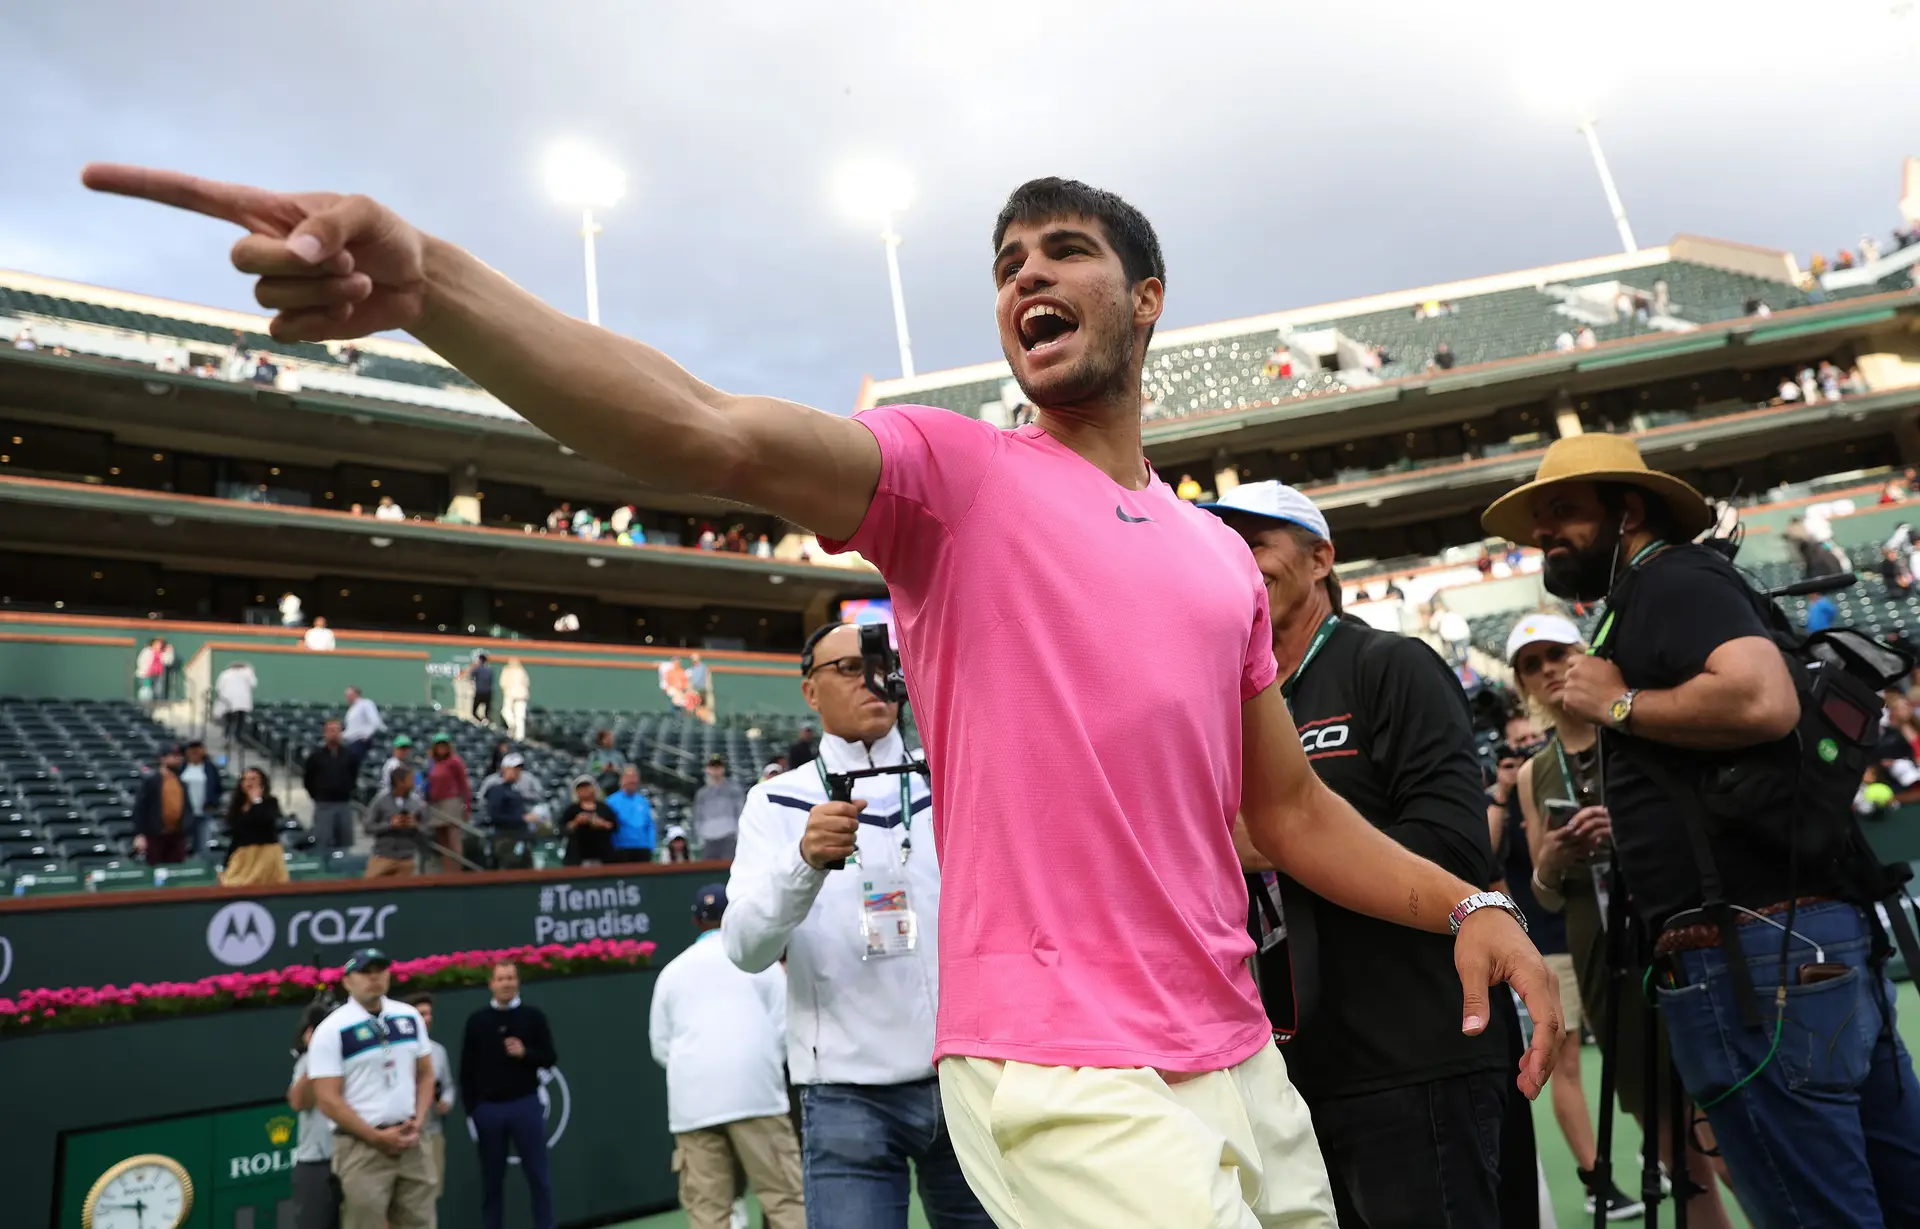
[0,937,654,1038]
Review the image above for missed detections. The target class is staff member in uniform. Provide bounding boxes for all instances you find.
[651,883,806,1229]
[461,960,558,1229]
[1204,481,1524,1227]
[1506,612,1729,1226]
[305,949,437,1229]
[724,622,991,1229]
[288,1002,340,1229]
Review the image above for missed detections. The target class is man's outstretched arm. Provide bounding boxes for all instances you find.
[81,164,880,540]
[1238,681,1562,1098]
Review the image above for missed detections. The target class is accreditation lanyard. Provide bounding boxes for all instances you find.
[816,757,915,864]
[1280,615,1343,705]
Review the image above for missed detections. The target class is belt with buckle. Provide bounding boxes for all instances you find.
[1654,897,1834,957]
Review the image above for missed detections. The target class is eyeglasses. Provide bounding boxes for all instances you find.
[1515,643,1577,677]
[806,656,865,680]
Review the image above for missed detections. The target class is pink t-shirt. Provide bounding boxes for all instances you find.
[820,406,1278,1072]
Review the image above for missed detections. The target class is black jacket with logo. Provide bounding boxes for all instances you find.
[1277,616,1508,1101]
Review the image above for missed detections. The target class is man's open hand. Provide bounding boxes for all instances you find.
[1455,906,1563,1100]
[81,164,427,342]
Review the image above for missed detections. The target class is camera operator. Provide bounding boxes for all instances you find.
[722,622,990,1229]
[1484,435,1920,1227]
[1204,482,1534,1227]
[1504,613,1726,1225]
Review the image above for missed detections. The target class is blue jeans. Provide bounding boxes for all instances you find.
[1657,900,1920,1228]
[801,1079,992,1229]
[473,1093,555,1229]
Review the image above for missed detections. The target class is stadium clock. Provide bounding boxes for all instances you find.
[81,1153,194,1229]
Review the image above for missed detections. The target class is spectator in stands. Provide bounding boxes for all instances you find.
[1434,599,1472,667]
[134,637,170,703]
[660,825,693,863]
[339,685,383,765]
[1811,252,1829,277]
[1862,235,1883,264]
[461,961,559,1229]
[785,724,817,771]
[693,755,747,862]
[650,883,807,1229]
[486,738,512,776]
[1574,326,1597,351]
[1175,473,1203,501]
[380,734,417,794]
[309,950,436,1229]
[753,533,774,558]
[1775,376,1802,404]
[499,658,531,741]
[606,765,656,863]
[1554,329,1575,353]
[399,992,456,1210]
[280,591,305,627]
[1846,366,1869,396]
[304,721,358,855]
[1799,365,1822,404]
[365,764,426,878]
[698,524,719,551]
[214,659,258,747]
[725,621,985,1229]
[1820,361,1845,401]
[688,653,710,696]
[1428,341,1456,371]
[220,766,290,887]
[1744,296,1772,318]
[12,325,36,351]
[178,740,223,856]
[1806,591,1839,633]
[477,754,536,868]
[609,503,635,538]
[1506,614,1734,1226]
[561,775,616,865]
[132,743,191,865]
[374,495,405,521]
[252,352,280,385]
[586,728,627,789]
[303,616,336,651]
[463,652,496,726]
[424,733,472,873]
[287,1003,338,1229]
[1476,549,1494,578]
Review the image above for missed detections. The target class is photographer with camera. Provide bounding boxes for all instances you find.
[722,622,989,1229]
[1484,435,1920,1227]
[1204,482,1529,1228]
[1504,613,1730,1226]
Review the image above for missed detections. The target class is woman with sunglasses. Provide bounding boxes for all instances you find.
[1507,613,1735,1227]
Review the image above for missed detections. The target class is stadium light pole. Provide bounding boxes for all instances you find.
[545,143,627,326]
[1575,114,1638,254]
[837,161,918,379]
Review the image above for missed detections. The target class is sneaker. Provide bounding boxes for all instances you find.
[1578,1168,1647,1221]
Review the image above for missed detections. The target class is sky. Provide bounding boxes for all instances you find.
[4,0,1918,412]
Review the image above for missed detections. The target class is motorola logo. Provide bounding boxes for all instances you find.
[207,901,277,967]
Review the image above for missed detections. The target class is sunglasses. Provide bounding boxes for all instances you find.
[1514,642,1577,677]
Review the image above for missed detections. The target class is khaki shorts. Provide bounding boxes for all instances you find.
[1545,952,1584,1034]
[938,1043,1336,1228]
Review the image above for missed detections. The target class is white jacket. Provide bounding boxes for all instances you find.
[214,664,257,715]
[649,931,791,1133]
[723,728,940,1087]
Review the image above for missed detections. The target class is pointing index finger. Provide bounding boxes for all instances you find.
[81,163,287,234]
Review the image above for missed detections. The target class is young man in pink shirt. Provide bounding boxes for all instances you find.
[88,164,1560,1228]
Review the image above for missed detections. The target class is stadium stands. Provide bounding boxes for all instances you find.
[0,698,170,879]
[526,708,855,794]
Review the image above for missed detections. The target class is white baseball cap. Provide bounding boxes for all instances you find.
[500,753,525,769]
[1198,480,1330,541]
[1505,612,1583,664]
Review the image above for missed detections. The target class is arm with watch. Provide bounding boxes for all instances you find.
[1558,638,1798,748]
[1238,682,1563,1099]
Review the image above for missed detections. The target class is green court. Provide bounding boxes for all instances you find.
[614,983,1920,1228]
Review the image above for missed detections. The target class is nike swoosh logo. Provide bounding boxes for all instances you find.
[1115,505,1153,524]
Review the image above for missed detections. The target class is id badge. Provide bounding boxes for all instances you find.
[859,871,918,960]
[382,1057,399,1089]
[1591,860,1612,932]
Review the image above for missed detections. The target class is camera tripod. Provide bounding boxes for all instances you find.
[1589,857,1705,1229]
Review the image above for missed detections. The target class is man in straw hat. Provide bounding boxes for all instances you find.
[1484,434,1920,1228]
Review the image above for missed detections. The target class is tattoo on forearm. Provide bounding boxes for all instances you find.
[1409,889,1420,919]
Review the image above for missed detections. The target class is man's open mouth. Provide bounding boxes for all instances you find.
[1018,302,1079,354]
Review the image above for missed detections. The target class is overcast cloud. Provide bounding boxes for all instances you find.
[4,0,1917,411]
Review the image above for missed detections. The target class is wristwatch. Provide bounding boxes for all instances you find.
[1607,689,1639,732]
[1449,890,1528,937]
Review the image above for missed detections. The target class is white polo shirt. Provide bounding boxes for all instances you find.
[306,997,429,1128]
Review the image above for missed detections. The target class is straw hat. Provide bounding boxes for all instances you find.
[1481,433,1714,544]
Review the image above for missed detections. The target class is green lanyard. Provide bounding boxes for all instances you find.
[1281,615,1343,702]
[1592,539,1669,652]
[1626,539,1668,570]
[1552,734,1596,806]
[816,756,915,862]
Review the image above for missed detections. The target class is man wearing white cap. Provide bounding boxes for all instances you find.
[1203,481,1526,1229]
